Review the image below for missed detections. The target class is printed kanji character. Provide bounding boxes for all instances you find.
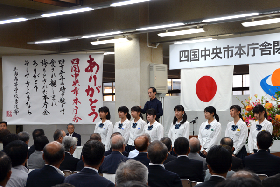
[73,97,81,105]
[223,45,234,58]
[259,41,272,56]
[72,115,82,123]
[180,50,189,62]
[211,46,222,59]
[247,43,259,57]
[71,87,79,96]
[190,49,199,61]
[85,55,100,74]
[235,44,246,58]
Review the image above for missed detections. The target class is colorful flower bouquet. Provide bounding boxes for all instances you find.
[240,92,280,140]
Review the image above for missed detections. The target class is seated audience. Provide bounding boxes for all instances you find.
[54,129,66,144]
[188,137,207,171]
[147,140,182,187]
[0,122,7,131]
[115,159,148,186]
[0,129,11,151]
[66,123,81,146]
[116,181,148,187]
[220,137,243,171]
[262,173,280,187]
[0,152,12,187]
[216,177,263,187]
[53,184,75,187]
[60,136,79,171]
[165,137,204,182]
[28,135,49,169]
[64,140,114,187]
[105,132,129,157]
[195,145,232,187]
[160,137,177,164]
[99,135,128,174]
[4,140,28,187]
[18,131,30,145]
[244,131,280,176]
[131,134,150,167]
[231,170,261,184]
[90,133,102,141]
[28,129,44,157]
[2,133,19,148]
[26,141,65,187]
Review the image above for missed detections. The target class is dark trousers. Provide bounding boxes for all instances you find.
[236,146,247,160]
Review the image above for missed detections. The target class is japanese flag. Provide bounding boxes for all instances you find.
[181,65,234,111]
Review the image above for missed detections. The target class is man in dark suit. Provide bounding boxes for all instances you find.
[131,134,150,167]
[28,129,44,158]
[262,173,280,187]
[104,132,129,157]
[99,135,128,174]
[195,145,232,187]
[220,137,243,171]
[54,129,66,144]
[60,136,79,171]
[161,137,177,164]
[66,124,81,146]
[26,141,65,187]
[147,140,182,187]
[188,137,207,171]
[244,131,280,176]
[64,140,114,187]
[165,137,204,182]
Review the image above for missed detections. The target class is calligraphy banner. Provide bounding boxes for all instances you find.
[2,54,103,124]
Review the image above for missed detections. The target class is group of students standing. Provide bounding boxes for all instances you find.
[94,103,273,159]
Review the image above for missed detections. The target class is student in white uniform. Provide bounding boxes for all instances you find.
[113,106,131,145]
[168,105,189,146]
[94,106,113,151]
[198,106,221,157]
[144,109,164,142]
[248,104,273,154]
[126,106,147,152]
[225,105,248,159]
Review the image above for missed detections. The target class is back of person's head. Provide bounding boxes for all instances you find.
[118,106,131,120]
[221,145,233,154]
[43,141,65,166]
[53,129,63,141]
[216,177,262,187]
[220,137,234,148]
[62,136,77,152]
[0,129,11,143]
[4,140,28,167]
[18,131,30,143]
[206,145,232,174]
[2,133,19,148]
[34,135,49,151]
[161,137,172,152]
[82,140,105,166]
[174,137,189,155]
[116,181,148,187]
[111,135,125,150]
[231,170,261,184]
[115,160,148,185]
[111,132,122,138]
[147,140,168,164]
[0,152,12,185]
[90,133,101,141]
[189,137,200,153]
[134,135,149,152]
[257,130,273,150]
[98,106,111,120]
[32,129,45,140]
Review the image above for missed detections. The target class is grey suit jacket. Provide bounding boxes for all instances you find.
[28,150,45,169]
[188,152,208,171]
[204,169,234,181]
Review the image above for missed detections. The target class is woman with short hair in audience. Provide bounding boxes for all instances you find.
[198,106,221,157]
[168,105,189,146]
[248,104,273,154]
[113,106,131,145]
[126,106,147,152]
[94,106,113,151]
[225,105,248,159]
[144,109,164,142]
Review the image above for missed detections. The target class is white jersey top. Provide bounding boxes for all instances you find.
[113,119,131,144]
[168,120,190,146]
[144,121,164,142]
[225,119,248,155]
[248,118,273,153]
[94,120,113,151]
[198,119,221,152]
[127,118,147,146]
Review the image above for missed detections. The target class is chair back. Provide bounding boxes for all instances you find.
[63,170,72,177]
[191,181,197,186]
[181,179,191,187]
[257,174,268,180]
[103,173,116,183]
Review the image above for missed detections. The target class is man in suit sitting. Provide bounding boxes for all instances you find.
[116,159,148,186]
[105,132,129,157]
[131,134,150,167]
[161,137,177,164]
[165,137,204,182]
[64,140,114,187]
[28,129,44,158]
[195,145,232,187]
[0,152,12,187]
[28,135,49,169]
[54,129,66,144]
[18,131,30,145]
[147,140,182,187]
[220,137,243,171]
[60,136,79,171]
[26,141,65,187]
[188,137,207,171]
[216,177,262,187]
[244,131,280,176]
[99,134,128,174]
[66,124,81,146]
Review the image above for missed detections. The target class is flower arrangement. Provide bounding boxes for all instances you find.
[240,92,280,140]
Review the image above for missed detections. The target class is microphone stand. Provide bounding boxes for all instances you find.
[190,117,198,136]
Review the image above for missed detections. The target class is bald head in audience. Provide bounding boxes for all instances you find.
[135,135,149,152]
[90,133,102,141]
[147,140,168,164]
[43,141,65,168]
[111,135,125,152]
[189,137,201,153]
[231,170,261,183]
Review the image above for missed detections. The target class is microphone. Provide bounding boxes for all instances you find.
[190,117,198,123]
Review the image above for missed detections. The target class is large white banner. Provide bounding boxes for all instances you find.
[181,66,233,111]
[3,54,103,124]
[170,32,280,70]
[249,62,280,100]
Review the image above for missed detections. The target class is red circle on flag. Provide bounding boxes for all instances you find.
[196,76,217,102]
